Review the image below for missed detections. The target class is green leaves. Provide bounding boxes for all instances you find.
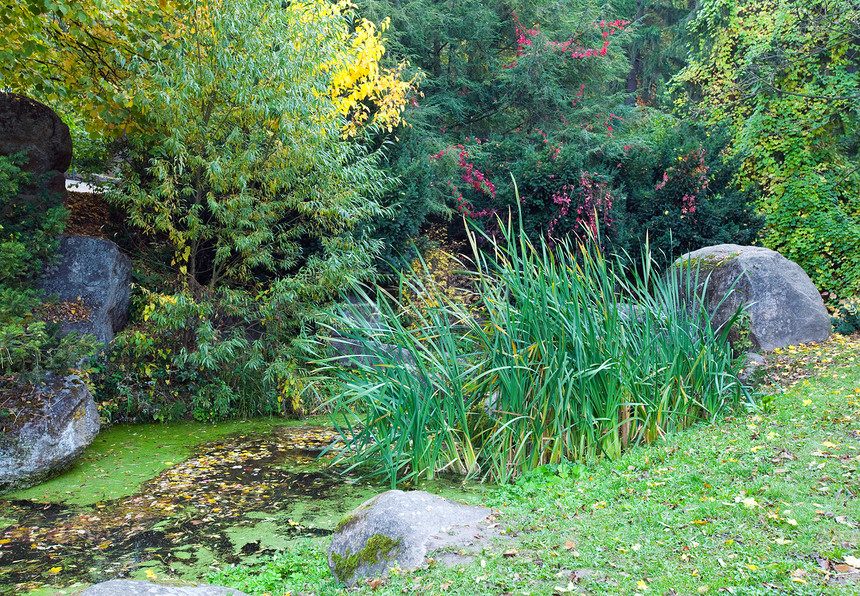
[674,0,860,295]
[319,199,753,485]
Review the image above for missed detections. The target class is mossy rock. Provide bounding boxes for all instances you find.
[327,490,490,586]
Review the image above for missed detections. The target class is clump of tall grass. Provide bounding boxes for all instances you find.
[317,207,754,486]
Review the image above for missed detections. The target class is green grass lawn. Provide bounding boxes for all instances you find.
[210,335,860,596]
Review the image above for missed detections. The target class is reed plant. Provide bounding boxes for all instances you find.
[318,205,754,485]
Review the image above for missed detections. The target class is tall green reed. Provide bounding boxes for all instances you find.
[316,205,754,485]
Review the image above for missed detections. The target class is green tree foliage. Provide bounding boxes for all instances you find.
[618,0,695,106]
[674,0,860,294]
[94,0,401,421]
[358,0,760,272]
[357,0,636,263]
[0,0,178,134]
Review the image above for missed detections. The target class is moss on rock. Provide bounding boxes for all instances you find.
[331,534,403,584]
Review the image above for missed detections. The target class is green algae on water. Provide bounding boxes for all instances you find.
[6,417,295,506]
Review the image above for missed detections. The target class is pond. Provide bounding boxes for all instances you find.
[0,418,490,595]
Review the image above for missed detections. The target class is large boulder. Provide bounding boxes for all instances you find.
[328,490,492,586]
[40,235,132,344]
[674,244,831,351]
[0,374,100,495]
[0,93,72,199]
[81,580,248,595]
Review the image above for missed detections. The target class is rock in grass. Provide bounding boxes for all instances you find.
[80,579,247,595]
[674,244,831,351]
[0,374,100,495]
[328,490,491,586]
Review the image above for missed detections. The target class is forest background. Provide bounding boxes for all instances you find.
[1,0,859,424]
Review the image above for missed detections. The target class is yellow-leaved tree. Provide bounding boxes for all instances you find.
[1,0,417,136]
[1,0,419,422]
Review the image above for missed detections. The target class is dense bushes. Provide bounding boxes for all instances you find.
[425,110,762,273]
[99,285,314,422]
[354,0,761,279]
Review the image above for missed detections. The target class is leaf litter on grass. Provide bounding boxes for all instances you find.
[454,333,860,596]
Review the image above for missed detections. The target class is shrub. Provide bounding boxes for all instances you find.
[0,154,99,377]
[0,153,68,283]
[318,196,755,485]
[426,111,762,275]
[611,117,764,269]
[98,285,312,422]
[831,299,860,336]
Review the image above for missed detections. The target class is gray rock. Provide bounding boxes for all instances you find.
[617,303,648,324]
[326,295,416,369]
[674,244,831,351]
[328,490,491,586]
[339,293,385,329]
[40,235,132,344]
[0,374,100,495]
[81,579,247,595]
[0,92,72,199]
